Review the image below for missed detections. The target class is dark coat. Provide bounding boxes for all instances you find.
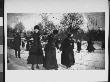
[27,32,44,64]
[60,37,75,67]
[102,41,105,49]
[55,39,61,49]
[87,40,95,52]
[22,41,25,48]
[26,36,31,51]
[13,33,21,51]
[43,34,58,69]
[77,41,81,52]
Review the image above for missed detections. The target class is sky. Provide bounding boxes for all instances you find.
[7,12,105,32]
[7,13,63,31]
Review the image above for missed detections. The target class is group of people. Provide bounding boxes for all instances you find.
[26,25,75,70]
[11,24,97,70]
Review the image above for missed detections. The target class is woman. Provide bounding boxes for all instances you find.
[43,30,58,70]
[60,33,75,68]
[27,25,44,70]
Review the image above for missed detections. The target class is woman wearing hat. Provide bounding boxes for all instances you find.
[27,25,44,70]
[60,33,75,68]
[43,30,58,70]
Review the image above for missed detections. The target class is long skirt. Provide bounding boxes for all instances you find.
[27,46,44,64]
[61,51,75,67]
[27,55,44,64]
[43,47,58,69]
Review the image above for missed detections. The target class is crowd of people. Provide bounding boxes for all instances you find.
[8,25,98,70]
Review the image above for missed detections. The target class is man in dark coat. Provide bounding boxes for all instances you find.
[13,32,21,58]
[60,33,75,68]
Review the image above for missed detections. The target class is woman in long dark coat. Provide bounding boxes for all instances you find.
[43,30,58,70]
[60,33,75,68]
[27,25,44,70]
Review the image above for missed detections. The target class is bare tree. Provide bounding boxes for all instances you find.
[60,13,84,33]
[86,14,99,52]
[40,13,56,34]
[14,22,25,33]
[7,25,16,37]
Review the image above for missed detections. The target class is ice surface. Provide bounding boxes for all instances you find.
[7,41,105,70]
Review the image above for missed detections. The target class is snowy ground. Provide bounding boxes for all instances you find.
[7,41,105,70]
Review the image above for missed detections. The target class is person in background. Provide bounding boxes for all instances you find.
[27,25,44,70]
[101,40,105,50]
[26,36,31,51]
[60,33,75,68]
[22,40,25,48]
[87,38,95,52]
[13,32,21,58]
[43,30,58,70]
[77,39,81,53]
